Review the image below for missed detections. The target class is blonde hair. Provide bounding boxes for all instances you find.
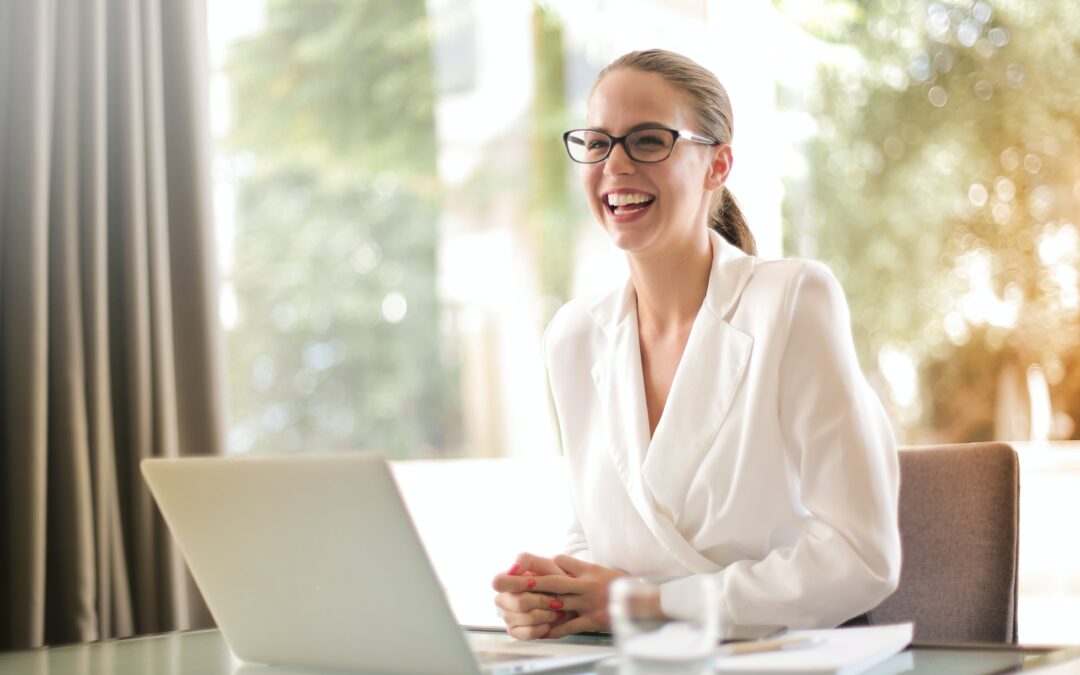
[594,49,757,256]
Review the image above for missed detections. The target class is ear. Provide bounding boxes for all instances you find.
[704,144,732,191]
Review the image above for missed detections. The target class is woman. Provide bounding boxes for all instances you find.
[492,49,900,640]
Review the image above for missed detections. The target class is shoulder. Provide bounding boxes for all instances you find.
[545,297,595,346]
[723,258,853,349]
[747,257,837,292]
[543,291,609,362]
[542,292,613,388]
[734,257,844,314]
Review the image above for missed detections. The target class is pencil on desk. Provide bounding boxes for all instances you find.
[719,636,822,656]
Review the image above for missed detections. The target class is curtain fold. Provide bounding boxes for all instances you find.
[0,0,223,650]
[46,0,98,645]
[1,0,53,651]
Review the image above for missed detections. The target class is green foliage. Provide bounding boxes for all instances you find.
[226,0,437,180]
[224,0,457,457]
[783,0,1080,441]
[530,3,575,320]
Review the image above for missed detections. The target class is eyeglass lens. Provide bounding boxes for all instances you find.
[565,129,675,163]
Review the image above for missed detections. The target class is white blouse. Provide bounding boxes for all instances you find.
[544,229,901,629]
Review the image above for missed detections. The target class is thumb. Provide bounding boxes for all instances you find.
[512,552,565,577]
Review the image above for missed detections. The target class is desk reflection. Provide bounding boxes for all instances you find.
[0,629,1072,675]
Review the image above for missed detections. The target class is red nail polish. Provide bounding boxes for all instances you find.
[526,578,536,589]
[507,563,521,576]
[548,599,564,610]
[556,611,566,621]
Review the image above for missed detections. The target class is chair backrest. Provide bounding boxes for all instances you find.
[867,443,1019,643]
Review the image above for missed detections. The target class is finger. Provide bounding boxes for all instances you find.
[502,591,576,614]
[495,591,532,613]
[496,591,563,613]
[508,622,550,641]
[495,591,536,613]
[528,574,585,596]
[501,612,528,629]
[545,614,595,639]
[513,552,566,576]
[493,573,556,593]
[544,594,582,613]
[492,573,526,592]
[552,554,591,577]
[504,608,561,627]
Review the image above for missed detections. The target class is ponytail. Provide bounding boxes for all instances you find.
[709,186,757,256]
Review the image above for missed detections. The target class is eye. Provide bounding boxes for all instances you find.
[631,133,669,148]
[587,138,611,151]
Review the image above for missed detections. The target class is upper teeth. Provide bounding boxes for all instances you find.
[607,193,653,207]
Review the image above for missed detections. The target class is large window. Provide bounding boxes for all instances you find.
[208,0,1080,643]
[210,1,452,458]
[209,0,797,459]
[212,1,1080,457]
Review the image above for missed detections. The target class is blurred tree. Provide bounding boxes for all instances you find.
[530,2,575,320]
[223,0,459,457]
[779,0,1080,442]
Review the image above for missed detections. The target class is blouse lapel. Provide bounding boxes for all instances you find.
[643,232,756,520]
[590,311,722,572]
[589,280,650,488]
[641,309,753,520]
[587,232,756,572]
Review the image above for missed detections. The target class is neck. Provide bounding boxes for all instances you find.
[628,230,713,335]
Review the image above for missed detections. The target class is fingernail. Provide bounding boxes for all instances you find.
[507,563,521,576]
[556,611,566,621]
[526,578,536,589]
[548,599,564,610]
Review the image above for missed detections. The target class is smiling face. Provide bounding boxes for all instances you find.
[582,68,729,257]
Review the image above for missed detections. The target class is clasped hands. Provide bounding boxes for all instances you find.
[490,553,626,640]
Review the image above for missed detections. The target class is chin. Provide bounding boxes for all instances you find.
[603,224,657,253]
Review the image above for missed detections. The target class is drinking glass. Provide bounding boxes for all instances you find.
[609,576,720,675]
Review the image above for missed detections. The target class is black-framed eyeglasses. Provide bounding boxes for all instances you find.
[562,127,719,164]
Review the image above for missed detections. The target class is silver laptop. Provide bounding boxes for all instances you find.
[141,453,612,675]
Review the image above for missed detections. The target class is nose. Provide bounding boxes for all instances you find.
[603,140,636,175]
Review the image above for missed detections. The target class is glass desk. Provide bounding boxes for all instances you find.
[0,629,1075,674]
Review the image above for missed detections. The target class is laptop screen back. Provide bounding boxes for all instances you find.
[142,454,480,675]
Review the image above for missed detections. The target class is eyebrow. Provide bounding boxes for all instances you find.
[586,122,672,134]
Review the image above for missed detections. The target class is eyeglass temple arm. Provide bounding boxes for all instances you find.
[678,129,719,145]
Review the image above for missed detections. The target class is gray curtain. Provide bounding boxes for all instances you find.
[0,0,225,649]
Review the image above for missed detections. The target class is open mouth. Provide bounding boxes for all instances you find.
[605,192,656,216]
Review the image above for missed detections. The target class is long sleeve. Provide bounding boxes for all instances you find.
[543,314,595,563]
[660,261,901,629]
[564,508,593,562]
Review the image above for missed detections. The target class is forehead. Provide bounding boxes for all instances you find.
[587,68,694,131]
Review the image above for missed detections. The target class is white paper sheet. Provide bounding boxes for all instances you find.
[713,623,913,675]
